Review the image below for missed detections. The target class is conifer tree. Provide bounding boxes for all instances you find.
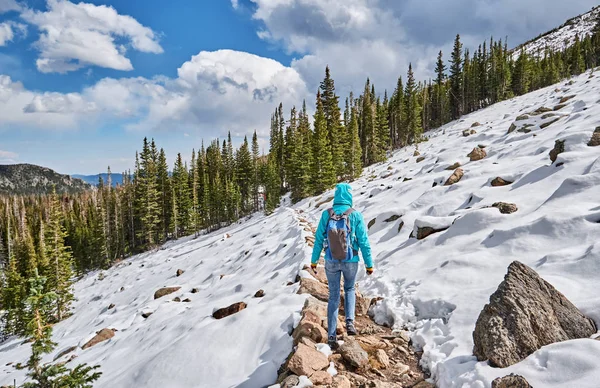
[172,154,191,238]
[251,131,260,211]
[311,91,335,194]
[449,34,463,120]
[320,66,344,178]
[346,102,363,179]
[157,148,172,240]
[236,136,253,213]
[404,63,423,145]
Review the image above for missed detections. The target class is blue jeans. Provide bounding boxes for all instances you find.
[324,260,358,339]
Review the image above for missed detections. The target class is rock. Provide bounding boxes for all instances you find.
[492,202,518,214]
[553,103,567,111]
[384,214,401,223]
[492,374,532,388]
[311,370,333,385]
[541,113,555,120]
[491,177,513,187]
[413,150,420,157]
[254,289,265,298]
[303,264,328,284]
[182,298,191,303]
[154,287,181,299]
[416,226,447,240]
[393,362,410,376]
[287,343,329,377]
[467,147,487,161]
[173,297,181,302]
[540,118,560,129]
[559,95,576,104]
[445,162,461,171]
[107,303,115,310]
[213,302,247,319]
[470,129,477,135]
[368,218,377,229]
[361,381,401,388]
[473,261,597,368]
[292,319,328,344]
[412,381,435,388]
[374,349,390,369]
[176,269,185,277]
[515,115,528,121]
[304,296,328,319]
[53,345,77,361]
[472,122,481,127]
[142,311,153,318]
[462,129,471,137]
[416,156,425,163]
[444,168,464,186]
[299,336,317,348]
[82,328,115,350]
[549,139,565,163]
[297,278,329,302]
[356,294,372,316]
[397,221,405,233]
[531,106,552,115]
[588,127,600,147]
[508,123,517,134]
[191,288,199,293]
[332,375,352,388]
[339,337,369,369]
[281,375,300,388]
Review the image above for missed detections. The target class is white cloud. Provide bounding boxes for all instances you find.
[0,50,310,138]
[21,0,163,73]
[0,0,21,13]
[0,21,26,46]
[231,0,239,10]
[0,150,18,164]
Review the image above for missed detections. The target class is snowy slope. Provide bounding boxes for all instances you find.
[515,6,599,58]
[1,71,600,388]
[296,70,600,387]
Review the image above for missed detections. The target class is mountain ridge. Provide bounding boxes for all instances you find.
[0,163,92,195]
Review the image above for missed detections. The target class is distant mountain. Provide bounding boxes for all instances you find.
[0,164,91,195]
[73,173,124,187]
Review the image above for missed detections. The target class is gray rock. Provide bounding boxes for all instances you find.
[492,202,518,214]
[339,337,369,369]
[549,139,565,163]
[473,261,596,368]
[492,374,532,388]
[281,375,300,388]
[588,127,600,147]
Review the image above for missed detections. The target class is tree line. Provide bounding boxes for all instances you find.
[2,19,600,386]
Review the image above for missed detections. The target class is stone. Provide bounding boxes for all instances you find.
[304,296,328,319]
[553,104,567,111]
[467,147,487,161]
[462,129,471,137]
[540,118,560,129]
[173,297,181,302]
[516,115,529,121]
[82,328,115,350]
[356,294,372,316]
[471,122,481,127]
[470,129,477,135]
[176,269,185,277]
[384,214,401,223]
[492,374,532,388]
[191,288,199,293]
[53,346,77,361]
[142,311,153,318]
[508,123,517,134]
[311,371,333,385]
[339,337,369,369]
[412,381,435,388]
[541,113,555,120]
[332,375,352,388]
[444,168,464,186]
[549,139,565,163]
[588,127,600,147]
[416,226,448,240]
[491,177,513,187]
[212,302,247,319]
[362,381,402,388]
[254,289,265,298]
[473,261,597,368]
[374,349,390,369]
[292,319,328,344]
[287,343,329,377]
[416,156,425,163]
[182,298,191,303]
[397,221,405,233]
[107,303,115,310]
[297,278,329,302]
[154,287,181,299]
[281,375,300,388]
[303,264,328,284]
[531,106,552,115]
[368,218,377,229]
[492,202,518,214]
[445,162,461,171]
[299,336,317,348]
[413,150,420,157]
[393,362,410,376]
[559,95,576,104]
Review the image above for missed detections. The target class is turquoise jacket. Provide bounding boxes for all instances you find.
[310,183,374,268]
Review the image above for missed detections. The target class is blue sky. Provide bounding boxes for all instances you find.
[0,0,597,174]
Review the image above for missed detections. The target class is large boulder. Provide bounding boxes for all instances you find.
[332,375,352,388]
[492,374,532,388]
[82,328,115,350]
[588,127,600,147]
[444,168,464,186]
[154,287,181,299]
[473,261,596,368]
[287,343,329,377]
[292,319,328,344]
[339,337,369,369]
[468,147,487,161]
[213,302,247,319]
[297,278,329,302]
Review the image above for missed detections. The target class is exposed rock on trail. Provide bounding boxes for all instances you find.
[82,328,115,350]
[154,287,181,299]
[473,261,596,368]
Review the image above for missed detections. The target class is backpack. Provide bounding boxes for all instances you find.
[325,208,357,261]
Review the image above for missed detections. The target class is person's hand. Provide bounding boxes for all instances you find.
[366,267,374,276]
[310,263,318,274]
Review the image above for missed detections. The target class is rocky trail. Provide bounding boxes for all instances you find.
[272,211,433,388]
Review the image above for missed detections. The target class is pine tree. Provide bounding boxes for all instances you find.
[449,34,463,120]
[311,91,335,194]
[172,154,191,238]
[157,148,172,240]
[251,132,260,211]
[434,50,448,126]
[346,102,363,179]
[236,136,253,213]
[404,63,423,144]
[320,66,344,178]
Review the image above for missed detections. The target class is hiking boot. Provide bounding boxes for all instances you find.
[346,320,357,336]
[328,336,339,351]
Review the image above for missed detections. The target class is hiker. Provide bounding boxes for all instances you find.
[310,182,373,349]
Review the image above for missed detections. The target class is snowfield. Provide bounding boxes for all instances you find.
[2,70,600,387]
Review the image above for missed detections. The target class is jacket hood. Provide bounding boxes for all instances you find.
[333,183,353,207]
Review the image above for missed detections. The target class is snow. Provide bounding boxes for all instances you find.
[2,71,600,387]
[515,6,599,58]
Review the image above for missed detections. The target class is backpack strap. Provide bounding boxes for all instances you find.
[340,208,354,231]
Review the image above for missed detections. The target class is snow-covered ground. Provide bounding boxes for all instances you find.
[1,70,600,388]
[515,6,599,58]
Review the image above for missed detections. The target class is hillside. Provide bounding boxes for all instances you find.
[73,173,125,188]
[515,6,599,57]
[1,70,600,387]
[0,164,91,195]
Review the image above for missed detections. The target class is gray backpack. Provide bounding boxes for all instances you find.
[325,208,356,260]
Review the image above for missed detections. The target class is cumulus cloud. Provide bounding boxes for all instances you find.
[21,0,163,73]
[0,21,26,46]
[0,0,21,13]
[246,0,598,94]
[0,50,310,138]
[0,150,18,164]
